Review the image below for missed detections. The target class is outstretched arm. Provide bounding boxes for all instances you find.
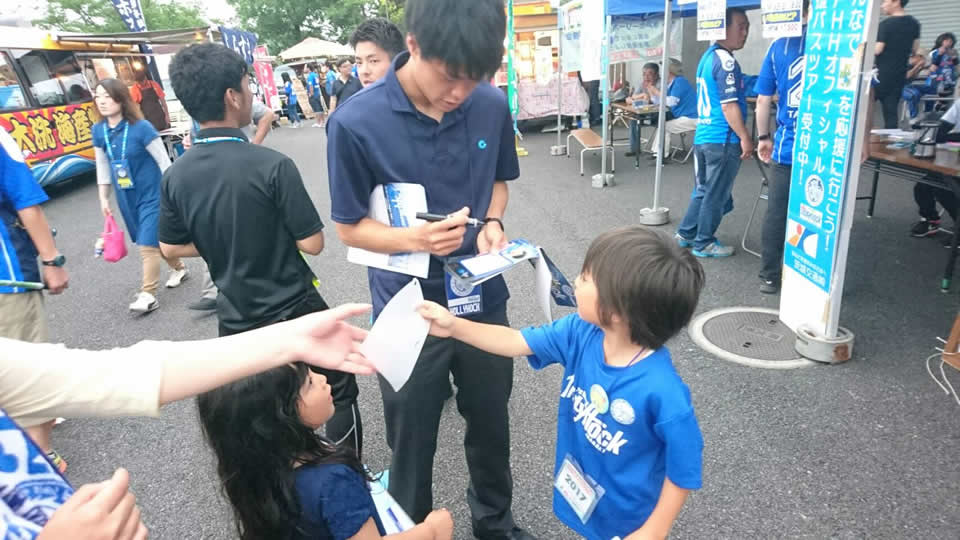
[418,301,532,358]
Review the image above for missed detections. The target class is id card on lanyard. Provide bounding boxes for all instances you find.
[103,122,133,189]
[554,453,605,525]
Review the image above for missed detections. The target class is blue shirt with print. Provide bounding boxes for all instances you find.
[695,43,747,145]
[755,31,806,164]
[284,81,298,105]
[0,131,48,293]
[667,75,697,119]
[521,315,704,540]
[326,70,337,95]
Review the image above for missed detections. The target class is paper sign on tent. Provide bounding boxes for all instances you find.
[360,278,429,392]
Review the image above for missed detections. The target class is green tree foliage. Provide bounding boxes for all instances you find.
[33,0,207,33]
[226,0,405,56]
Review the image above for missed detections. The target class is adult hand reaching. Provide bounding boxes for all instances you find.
[280,303,374,375]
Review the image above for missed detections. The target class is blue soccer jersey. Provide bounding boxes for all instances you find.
[695,44,747,145]
[755,32,806,164]
[0,130,48,293]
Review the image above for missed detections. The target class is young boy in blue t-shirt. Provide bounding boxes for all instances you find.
[419,226,706,540]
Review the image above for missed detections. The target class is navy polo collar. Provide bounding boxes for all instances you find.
[384,51,468,123]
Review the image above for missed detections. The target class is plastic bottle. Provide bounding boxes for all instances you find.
[94,237,104,258]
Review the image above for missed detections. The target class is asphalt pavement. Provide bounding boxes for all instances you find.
[40,124,959,539]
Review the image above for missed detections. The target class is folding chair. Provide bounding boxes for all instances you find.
[670,131,696,163]
[741,157,772,258]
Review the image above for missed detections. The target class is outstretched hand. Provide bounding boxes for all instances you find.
[282,303,375,375]
[417,301,457,339]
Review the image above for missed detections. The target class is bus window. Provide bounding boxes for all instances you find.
[0,52,28,111]
[44,50,92,104]
[13,49,68,107]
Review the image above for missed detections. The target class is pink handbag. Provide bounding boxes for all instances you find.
[102,215,127,262]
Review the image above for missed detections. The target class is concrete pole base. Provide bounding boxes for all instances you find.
[637,207,670,225]
[794,324,855,364]
[591,173,615,189]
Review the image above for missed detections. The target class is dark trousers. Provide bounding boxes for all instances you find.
[760,162,793,282]
[876,85,903,129]
[218,290,363,457]
[381,305,515,537]
[915,183,958,222]
[584,80,602,126]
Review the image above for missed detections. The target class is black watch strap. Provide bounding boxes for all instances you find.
[757,134,771,141]
[484,217,505,232]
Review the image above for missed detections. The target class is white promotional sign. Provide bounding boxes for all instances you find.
[762,0,803,38]
[697,0,727,41]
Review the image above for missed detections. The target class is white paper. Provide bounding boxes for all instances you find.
[360,279,429,392]
[347,184,430,279]
[535,248,553,323]
[697,0,727,41]
[761,0,803,39]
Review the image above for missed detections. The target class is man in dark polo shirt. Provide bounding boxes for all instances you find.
[326,1,531,538]
[158,43,363,456]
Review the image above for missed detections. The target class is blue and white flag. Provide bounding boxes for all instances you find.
[220,26,258,65]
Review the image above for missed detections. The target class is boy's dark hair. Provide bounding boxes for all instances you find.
[405,0,505,80]
[337,57,352,68]
[642,62,659,75]
[581,227,705,350]
[726,7,748,25]
[170,43,247,123]
[349,17,405,60]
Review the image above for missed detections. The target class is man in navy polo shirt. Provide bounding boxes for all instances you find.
[327,1,531,538]
[755,0,809,294]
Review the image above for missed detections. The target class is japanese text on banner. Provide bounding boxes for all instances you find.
[783,0,870,293]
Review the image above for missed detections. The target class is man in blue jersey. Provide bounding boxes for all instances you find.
[755,0,809,294]
[676,7,752,258]
[0,128,69,469]
[305,63,325,127]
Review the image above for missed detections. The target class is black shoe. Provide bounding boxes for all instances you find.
[188,297,217,311]
[910,218,941,237]
[942,235,957,249]
[477,527,537,540]
[760,279,780,294]
[625,151,638,157]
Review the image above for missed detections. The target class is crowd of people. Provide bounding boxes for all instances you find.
[2,0,958,538]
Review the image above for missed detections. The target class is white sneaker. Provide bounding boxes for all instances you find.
[165,267,188,288]
[129,292,159,313]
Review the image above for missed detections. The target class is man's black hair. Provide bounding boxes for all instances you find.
[337,58,352,68]
[169,43,246,123]
[726,7,748,25]
[349,17,405,60]
[405,0,505,81]
[642,62,660,75]
[900,0,909,8]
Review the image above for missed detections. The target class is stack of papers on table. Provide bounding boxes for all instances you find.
[871,128,916,140]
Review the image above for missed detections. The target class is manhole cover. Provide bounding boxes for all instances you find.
[688,307,817,369]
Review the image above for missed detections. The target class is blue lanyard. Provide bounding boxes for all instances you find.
[193,136,246,145]
[103,122,128,161]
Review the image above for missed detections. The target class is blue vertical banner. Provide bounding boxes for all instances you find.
[109,0,161,83]
[780,0,875,336]
[219,26,258,65]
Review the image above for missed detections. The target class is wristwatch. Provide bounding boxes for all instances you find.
[41,254,66,267]
[757,134,771,141]
[483,217,505,232]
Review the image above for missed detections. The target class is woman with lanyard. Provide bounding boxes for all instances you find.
[92,79,187,314]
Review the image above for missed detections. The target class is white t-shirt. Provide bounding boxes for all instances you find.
[941,100,960,133]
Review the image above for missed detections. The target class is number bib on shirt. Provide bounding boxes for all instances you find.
[112,160,134,189]
[445,273,483,317]
[554,454,604,524]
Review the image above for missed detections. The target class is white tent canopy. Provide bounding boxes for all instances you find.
[279,37,353,61]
